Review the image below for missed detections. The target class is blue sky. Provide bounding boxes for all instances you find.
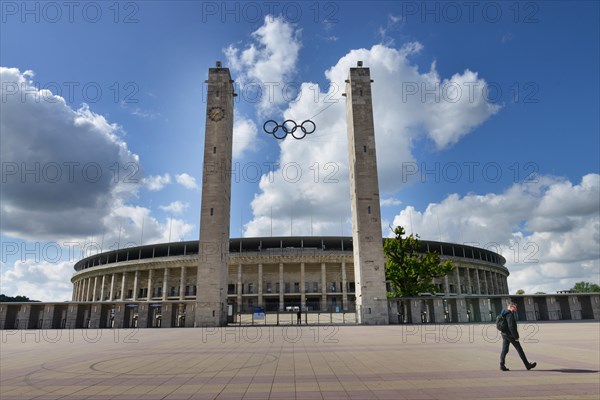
[1,1,598,300]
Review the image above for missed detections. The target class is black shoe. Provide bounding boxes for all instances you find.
[526,362,537,370]
[500,365,510,371]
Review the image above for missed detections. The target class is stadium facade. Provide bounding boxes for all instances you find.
[63,236,510,326]
[1,235,599,329]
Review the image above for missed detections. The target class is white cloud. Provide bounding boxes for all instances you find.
[0,201,196,300]
[176,173,199,189]
[159,201,189,214]
[0,260,73,302]
[238,38,499,237]
[143,173,171,191]
[225,15,302,116]
[381,198,402,207]
[0,67,199,300]
[131,107,161,119]
[233,116,259,159]
[378,14,403,46]
[0,67,141,241]
[390,174,600,294]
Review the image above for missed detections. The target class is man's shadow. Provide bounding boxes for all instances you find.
[526,368,599,373]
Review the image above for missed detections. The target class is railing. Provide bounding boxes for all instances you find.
[231,311,357,326]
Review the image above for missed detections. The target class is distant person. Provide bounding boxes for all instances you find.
[498,302,537,371]
[297,310,302,325]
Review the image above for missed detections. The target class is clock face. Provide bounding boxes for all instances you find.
[208,106,225,122]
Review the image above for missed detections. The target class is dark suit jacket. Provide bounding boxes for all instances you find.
[502,310,519,340]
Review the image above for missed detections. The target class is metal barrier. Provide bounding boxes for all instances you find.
[231,311,357,326]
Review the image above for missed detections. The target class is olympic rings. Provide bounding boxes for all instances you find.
[263,119,316,140]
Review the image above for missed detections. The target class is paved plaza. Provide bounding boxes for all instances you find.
[1,322,599,400]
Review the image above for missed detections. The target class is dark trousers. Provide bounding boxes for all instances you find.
[500,334,529,366]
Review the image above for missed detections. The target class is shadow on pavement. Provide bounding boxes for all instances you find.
[537,369,599,374]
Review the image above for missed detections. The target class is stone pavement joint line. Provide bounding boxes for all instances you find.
[1,323,599,399]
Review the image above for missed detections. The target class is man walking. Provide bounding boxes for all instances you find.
[499,302,537,371]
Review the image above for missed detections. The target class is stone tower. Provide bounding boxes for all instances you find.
[195,62,235,326]
[345,61,389,324]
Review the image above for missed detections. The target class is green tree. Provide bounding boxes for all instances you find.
[571,281,600,293]
[0,294,39,302]
[515,289,525,295]
[384,226,456,297]
[534,292,546,295]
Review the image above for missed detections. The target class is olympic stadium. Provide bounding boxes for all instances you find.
[1,62,599,330]
[65,236,508,325]
[2,234,598,330]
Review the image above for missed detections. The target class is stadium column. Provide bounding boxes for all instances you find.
[466,268,473,294]
[179,266,186,300]
[237,263,242,311]
[475,269,482,294]
[109,274,115,301]
[321,263,327,311]
[162,268,168,301]
[92,276,97,301]
[342,261,348,311]
[344,61,389,324]
[279,262,284,310]
[132,270,139,301]
[100,275,106,301]
[258,263,263,307]
[196,62,234,327]
[80,279,85,301]
[120,273,127,301]
[300,262,305,311]
[85,278,91,301]
[147,269,153,301]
